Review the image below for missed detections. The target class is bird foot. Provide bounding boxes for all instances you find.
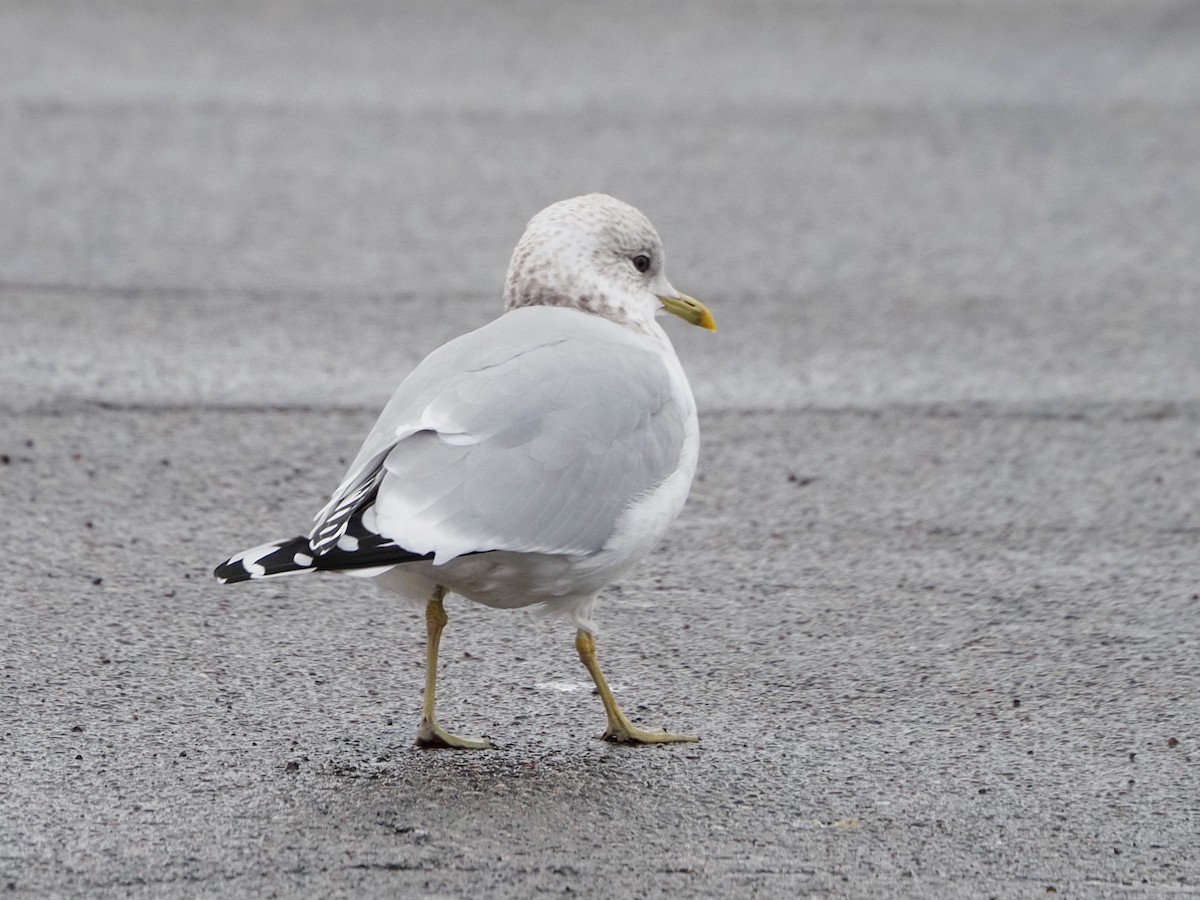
[416,718,490,750]
[601,722,699,745]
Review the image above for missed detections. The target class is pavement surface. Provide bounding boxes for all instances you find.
[2,1,1199,897]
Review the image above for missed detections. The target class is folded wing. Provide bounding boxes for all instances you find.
[310,307,686,566]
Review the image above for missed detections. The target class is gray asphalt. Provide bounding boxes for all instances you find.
[2,1,1198,897]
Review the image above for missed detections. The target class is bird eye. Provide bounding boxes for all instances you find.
[632,254,651,273]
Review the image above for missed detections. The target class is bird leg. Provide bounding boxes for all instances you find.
[575,629,698,744]
[415,589,490,750]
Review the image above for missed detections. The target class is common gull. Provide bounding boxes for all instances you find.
[214,193,715,748]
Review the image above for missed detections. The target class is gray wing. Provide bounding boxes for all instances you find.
[311,307,687,564]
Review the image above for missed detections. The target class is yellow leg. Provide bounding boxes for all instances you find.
[415,589,489,750]
[575,630,698,744]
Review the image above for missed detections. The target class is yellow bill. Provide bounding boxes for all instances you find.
[659,293,716,331]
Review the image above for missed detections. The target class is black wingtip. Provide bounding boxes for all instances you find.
[212,559,250,584]
[212,536,316,584]
[213,518,456,585]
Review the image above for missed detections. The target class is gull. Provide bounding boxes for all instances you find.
[214,194,715,748]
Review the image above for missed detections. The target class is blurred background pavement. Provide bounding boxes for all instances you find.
[2,2,1198,897]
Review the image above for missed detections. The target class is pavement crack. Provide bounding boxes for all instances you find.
[710,401,1200,424]
[8,399,1200,421]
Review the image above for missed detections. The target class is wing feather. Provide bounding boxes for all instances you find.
[309,307,687,565]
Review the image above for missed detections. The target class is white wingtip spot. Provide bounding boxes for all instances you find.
[228,541,286,577]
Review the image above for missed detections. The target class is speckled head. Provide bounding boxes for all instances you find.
[503,194,683,334]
